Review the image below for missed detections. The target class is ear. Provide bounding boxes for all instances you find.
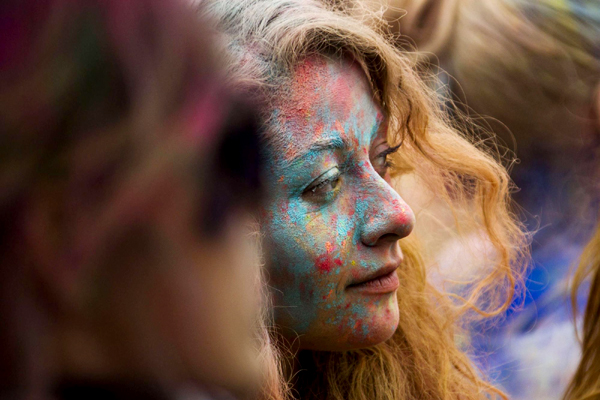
[386,0,460,56]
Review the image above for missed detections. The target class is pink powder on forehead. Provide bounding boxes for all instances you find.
[291,56,329,88]
[328,73,357,118]
[283,57,326,116]
[284,56,368,118]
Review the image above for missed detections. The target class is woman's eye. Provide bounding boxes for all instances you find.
[372,143,401,176]
[302,167,341,202]
[372,154,391,171]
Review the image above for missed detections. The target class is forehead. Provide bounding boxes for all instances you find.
[268,55,384,160]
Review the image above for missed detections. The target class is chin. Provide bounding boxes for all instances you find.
[346,296,400,349]
[299,293,400,351]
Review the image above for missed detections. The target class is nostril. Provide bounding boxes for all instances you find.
[378,233,402,244]
[362,233,403,247]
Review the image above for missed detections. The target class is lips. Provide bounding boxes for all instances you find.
[346,265,400,295]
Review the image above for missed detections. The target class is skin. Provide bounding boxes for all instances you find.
[260,55,415,351]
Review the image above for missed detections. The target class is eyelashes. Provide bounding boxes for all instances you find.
[302,167,342,203]
[379,143,402,158]
[373,142,401,174]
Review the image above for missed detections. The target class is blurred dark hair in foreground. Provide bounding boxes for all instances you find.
[0,0,263,398]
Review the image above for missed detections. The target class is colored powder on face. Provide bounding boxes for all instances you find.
[316,254,335,274]
[260,55,415,348]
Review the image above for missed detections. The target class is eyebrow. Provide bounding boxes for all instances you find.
[283,115,386,167]
[287,136,350,166]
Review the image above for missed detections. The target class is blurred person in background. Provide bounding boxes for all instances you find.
[565,224,600,399]
[371,0,600,398]
[563,90,600,398]
[0,0,277,399]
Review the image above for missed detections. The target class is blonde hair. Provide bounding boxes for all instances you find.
[564,223,600,400]
[204,1,528,399]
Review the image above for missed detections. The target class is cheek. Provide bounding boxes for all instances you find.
[261,197,352,307]
[265,189,366,279]
[265,202,334,280]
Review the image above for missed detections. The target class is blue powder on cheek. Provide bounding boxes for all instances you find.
[265,188,349,333]
[263,185,324,333]
[335,213,353,241]
[352,199,369,241]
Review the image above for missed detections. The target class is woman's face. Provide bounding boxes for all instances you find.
[260,56,415,351]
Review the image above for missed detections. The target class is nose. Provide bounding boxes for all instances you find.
[359,177,415,247]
